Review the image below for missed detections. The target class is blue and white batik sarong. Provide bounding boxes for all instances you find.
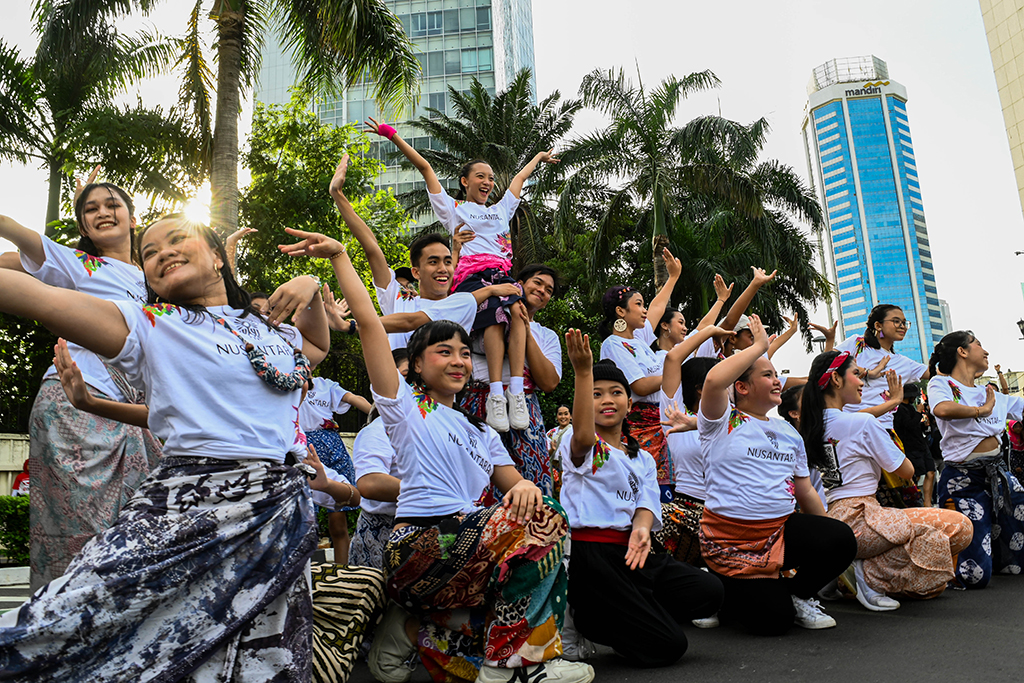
[0,455,318,682]
[348,510,395,570]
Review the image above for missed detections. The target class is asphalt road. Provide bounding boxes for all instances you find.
[348,575,1024,683]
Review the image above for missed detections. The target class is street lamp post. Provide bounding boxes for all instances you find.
[812,335,827,352]
[1017,319,1024,341]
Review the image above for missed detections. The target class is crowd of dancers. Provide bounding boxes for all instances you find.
[0,121,1021,683]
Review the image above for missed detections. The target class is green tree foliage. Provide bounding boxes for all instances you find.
[238,94,410,429]
[0,1,207,229]
[0,496,30,566]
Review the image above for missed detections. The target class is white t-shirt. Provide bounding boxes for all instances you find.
[661,387,704,501]
[108,302,306,462]
[558,436,662,532]
[428,189,521,261]
[695,336,724,360]
[835,336,927,429]
[547,425,573,463]
[821,409,905,504]
[352,417,399,516]
[699,406,809,520]
[375,267,422,349]
[600,321,661,403]
[383,287,479,350]
[471,320,562,388]
[21,236,147,401]
[299,377,352,432]
[371,378,514,517]
[928,376,1024,463]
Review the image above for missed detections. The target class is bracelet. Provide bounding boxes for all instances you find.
[307,274,322,287]
[377,123,397,140]
[328,247,347,261]
[975,407,981,419]
[346,319,358,336]
[343,483,354,506]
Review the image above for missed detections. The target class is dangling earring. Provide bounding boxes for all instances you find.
[878,329,884,339]
[613,318,627,333]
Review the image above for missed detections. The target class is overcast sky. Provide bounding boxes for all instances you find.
[2,0,1022,377]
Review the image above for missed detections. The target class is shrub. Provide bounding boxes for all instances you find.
[0,496,30,566]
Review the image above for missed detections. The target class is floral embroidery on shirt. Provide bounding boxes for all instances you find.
[853,337,866,355]
[141,303,179,326]
[621,342,637,358]
[592,435,611,474]
[497,231,513,258]
[320,418,338,431]
[75,250,106,276]
[412,386,438,418]
[293,405,306,447]
[948,380,963,404]
[397,286,418,302]
[785,476,796,499]
[727,408,750,434]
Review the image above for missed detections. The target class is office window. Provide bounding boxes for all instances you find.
[428,51,444,76]
[427,11,443,35]
[411,13,427,37]
[461,8,476,31]
[429,92,446,117]
[477,6,491,29]
[445,49,461,74]
[444,9,460,33]
[461,48,477,73]
[477,47,493,72]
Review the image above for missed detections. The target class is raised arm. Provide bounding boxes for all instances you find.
[701,314,770,420]
[265,275,330,367]
[767,313,799,359]
[329,155,394,289]
[508,149,559,199]
[809,320,838,353]
[646,248,682,328]
[280,229,399,399]
[0,269,128,358]
[662,325,729,397]
[0,216,44,267]
[695,274,733,330]
[224,227,257,275]
[858,370,904,418]
[720,267,777,332]
[932,384,996,420]
[366,118,443,194]
[0,252,26,273]
[54,338,149,428]
[565,329,596,468]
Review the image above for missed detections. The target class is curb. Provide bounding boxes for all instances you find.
[0,566,29,586]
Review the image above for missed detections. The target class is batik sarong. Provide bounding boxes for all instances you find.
[27,378,162,590]
[938,454,1024,588]
[653,495,705,566]
[460,386,553,499]
[310,563,387,683]
[384,499,569,683]
[627,401,673,492]
[0,455,318,682]
[453,267,523,332]
[348,510,396,570]
[828,495,972,598]
[305,429,358,512]
[876,429,923,508]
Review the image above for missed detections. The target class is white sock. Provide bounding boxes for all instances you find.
[489,381,504,397]
[509,377,524,394]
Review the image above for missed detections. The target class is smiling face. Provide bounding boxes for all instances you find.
[958,335,989,374]
[735,356,782,412]
[594,379,631,429]
[615,293,648,332]
[413,334,471,398]
[520,273,555,313]
[556,405,571,427]
[832,364,865,406]
[412,242,454,299]
[78,186,136,254]
[874,307,909,343]
[139,218,227,305]
[660,311,688,345]
[460,161,495,204]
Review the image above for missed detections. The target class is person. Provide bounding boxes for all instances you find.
[547,405,574,456]
[928,330,1024,588]
[650,274,733,359]
[693,267,777,360]
[11,461,29,497]
[894,383,937,505]
[368,119,559,433]
[598,253,682,498]
[299,376,372,562]
[697,314,857,635]
[0,214,332,680]
[460,264,563,496]
[249,290,271,315]
[349,349,409,570]
[279,226,593,683]
[799,350,973,611]
[559,345,723,668]
[1,181,163,589]
[778,385,828,512]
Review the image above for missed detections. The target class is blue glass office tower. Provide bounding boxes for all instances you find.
[801,56,945,363]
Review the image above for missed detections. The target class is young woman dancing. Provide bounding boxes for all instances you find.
[0,214,331,681]
[367,119,558,433]
[1,182,163,589]
[598,254,682,498]
[560,345,723,667]
[698,315,857,635]
[929,331,1024,588]
[799,350,972,610]
[280,227,593,683]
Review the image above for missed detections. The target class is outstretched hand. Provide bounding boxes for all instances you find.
[751,267,778,287]
[329,154,349,196]
[73,164,102,205]
[884,370,904,404]
[537,148,560,164]
[809,320,838,342]
[565,329,593,372]
[53,338,92,410]
[278,228,345,260]
[663,248,682,279]
[662,401,697,434]
[867,355,890,380]
[713,274,734,302]
[748,314,768,350]
[322,284,351,330]
[624,526,651,570]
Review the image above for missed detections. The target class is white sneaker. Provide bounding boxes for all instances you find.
[853,559,901,612]
[506,389,530,430]
[560,609,597,661]
[791,595,837,629]
[476,660,595,683]
[486,393,510,432]
[368,602,417,683]
[691,613,720,628]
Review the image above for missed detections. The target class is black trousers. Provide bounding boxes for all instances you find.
[710,513,857,636]
[568,540,724,667]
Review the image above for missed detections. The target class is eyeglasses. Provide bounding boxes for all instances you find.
[884,318,911,329]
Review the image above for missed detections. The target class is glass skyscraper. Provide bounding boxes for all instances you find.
[801,56,945,363]
[255,0,536,196]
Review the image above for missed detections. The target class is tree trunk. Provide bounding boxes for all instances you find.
[209,2,245,236]
[652,232,670,290]
[44,158,62,236]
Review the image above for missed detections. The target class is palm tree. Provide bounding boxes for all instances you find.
[401,69,581,268]
[0,1,204,231]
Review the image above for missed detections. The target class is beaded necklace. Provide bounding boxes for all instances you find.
[212,313,311,392]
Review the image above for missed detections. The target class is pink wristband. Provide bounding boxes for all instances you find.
[377,124,397,140]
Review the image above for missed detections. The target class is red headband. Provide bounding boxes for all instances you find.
[817,351,850,388]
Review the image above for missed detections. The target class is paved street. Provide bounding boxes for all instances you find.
[349,575,1024,683]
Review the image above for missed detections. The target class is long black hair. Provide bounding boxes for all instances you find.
[74,183,137,261]
[864,304,901,349]
[405,319,485,431]
[779,385,802,429]
[599,285,639,338]
[454,158,491,201]
[680,357,719,412]
[929,330,976,377]
[651,309,682,352]
[799,350,855,471]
